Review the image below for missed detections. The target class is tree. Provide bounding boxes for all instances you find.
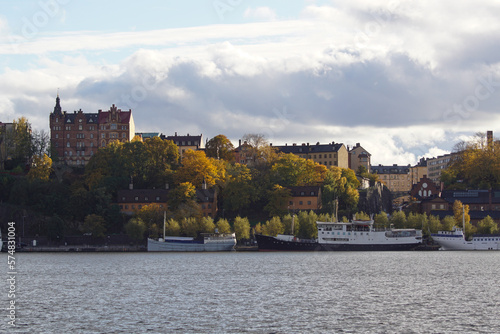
[136,203,164,233]
[282,214,299,235]
[453,200,470,226]
[297,211,318,239]
[389,211,406,228]
[321,167,360,218]
[165,218,181,236]
[428,215,443,234]
[262,216,284,236]
[175,150,226,188]
[27,154,52,181]
[233,216,251,241]
[477,216,499,235]
[125,218,147,241]
[441,216,457,231]
[216,218,232,234]
[168,182,196,210]
[264,184,291,217]
[222,163,257,213]
[81,214,106,238]
[271,153,327,187]
[143,137,179,187]
[374,212,389,229]
[206,135,235,162]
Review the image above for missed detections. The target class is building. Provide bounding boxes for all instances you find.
[49,95,135,166]
[274,142,349,168]
[160,133,204,160]
[135,132,159,141]
[409,158,428,186]
[117,188,170,215]
[426,153,458,186]
[233,140,254,165]
[116,187,217,218]
[287,186,322,212]
[0,122,13,170]
[348,143,371,172]
[410,175,440,199]
[421,189,500,224]
[370,164,412,194]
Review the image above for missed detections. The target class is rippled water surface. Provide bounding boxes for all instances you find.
[2,251,500,333]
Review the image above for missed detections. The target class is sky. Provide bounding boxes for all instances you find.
[1,0,500,166]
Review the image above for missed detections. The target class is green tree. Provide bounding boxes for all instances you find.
[428,215,443,234]
[374,212,389,229]
[297,210,318,239]
[477,216,499,235]
[81,214,106,238]
[165,218,181,236]
[321,167,359,218]
[441,216,457,231]
[233,216,251,240]
[222,163,256,213]
[282,213,299,235]
[205,134,235,162]
[216,218,232,234]
[262,216,284,236]
[264,184,291,217]
[389,211,406,228]
[125,218,147,241]
[11,117,33,168]
[355,211,370,220]
[199,216,216,234]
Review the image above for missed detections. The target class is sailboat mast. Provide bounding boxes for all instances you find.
[163,211,166,240]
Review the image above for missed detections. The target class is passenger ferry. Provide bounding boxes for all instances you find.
[431,227,500,250]
[256,219,423,251]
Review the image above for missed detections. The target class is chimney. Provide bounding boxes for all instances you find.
[239,139,241,146]
[487,130,493,149]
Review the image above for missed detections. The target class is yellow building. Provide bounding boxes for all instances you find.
[161,133,204,161]
[348,143,371,172]
[410,158,428,186]
[370,164,412,194]
[274,142,349,168]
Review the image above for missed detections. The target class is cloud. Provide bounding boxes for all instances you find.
[244,7,278,21]
[2,1,500,166]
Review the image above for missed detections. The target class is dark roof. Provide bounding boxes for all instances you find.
[275,142,344,154]
[371,164,410,174]
[441,190,500,204]
[117,189,169,203]
[288,186,321,197]
[161,134,202,146]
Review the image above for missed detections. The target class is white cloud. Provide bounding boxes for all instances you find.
[244,7,277,21]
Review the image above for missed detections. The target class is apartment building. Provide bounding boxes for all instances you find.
[49,95,135,166]
[160,133,204,160]
[370,164,412,193]
[274,142,349,169]
[348,143,371,172]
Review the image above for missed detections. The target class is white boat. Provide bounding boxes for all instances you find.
[431,227,500,250]
[256,219,423,251]
[431,207,500,250]
[147,233,236,252]
[147,212,236,251]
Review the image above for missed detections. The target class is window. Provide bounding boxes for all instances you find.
[78,125,82,130]
[111,124,117,130]
[156,197,160,201]
[55,142,58,147]
[145,197,149,201]
[101,140,106,147]
[90,134,93,139]
[122,133,126,138]
[299,201,303,205]
[91,142,94,147]
[66,142,70,147]
[307,201,311,205]
[55,134,59,139]
[101,133,105,138]
[67,134,70,139]
[135,197,139,201]
[55,118,58,122]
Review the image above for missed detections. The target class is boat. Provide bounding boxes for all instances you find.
[256,219,423,251]
[147,233,237,252]
[147,212,236,252]
[431,207,500,250]
[431,227,500,250]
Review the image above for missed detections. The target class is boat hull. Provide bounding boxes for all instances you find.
[431,234,500,251]
[255,234,420,251]
[147,237,236,252]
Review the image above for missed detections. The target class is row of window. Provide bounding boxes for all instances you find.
[289,201,313,206]
[64,150,94,156]
[53,125,127,131]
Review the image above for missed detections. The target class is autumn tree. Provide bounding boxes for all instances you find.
[27,154,52,181]
[271,153,327,186]
[443,132,500,189]
[452,200,470,226]
[322,167,360,218]
[175,150,226,188]
[168,182,196,210]
[205,134,235,162]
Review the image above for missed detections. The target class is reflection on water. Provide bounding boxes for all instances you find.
[2,251,500,333]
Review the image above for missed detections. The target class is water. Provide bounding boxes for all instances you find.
[2,251,500,333]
